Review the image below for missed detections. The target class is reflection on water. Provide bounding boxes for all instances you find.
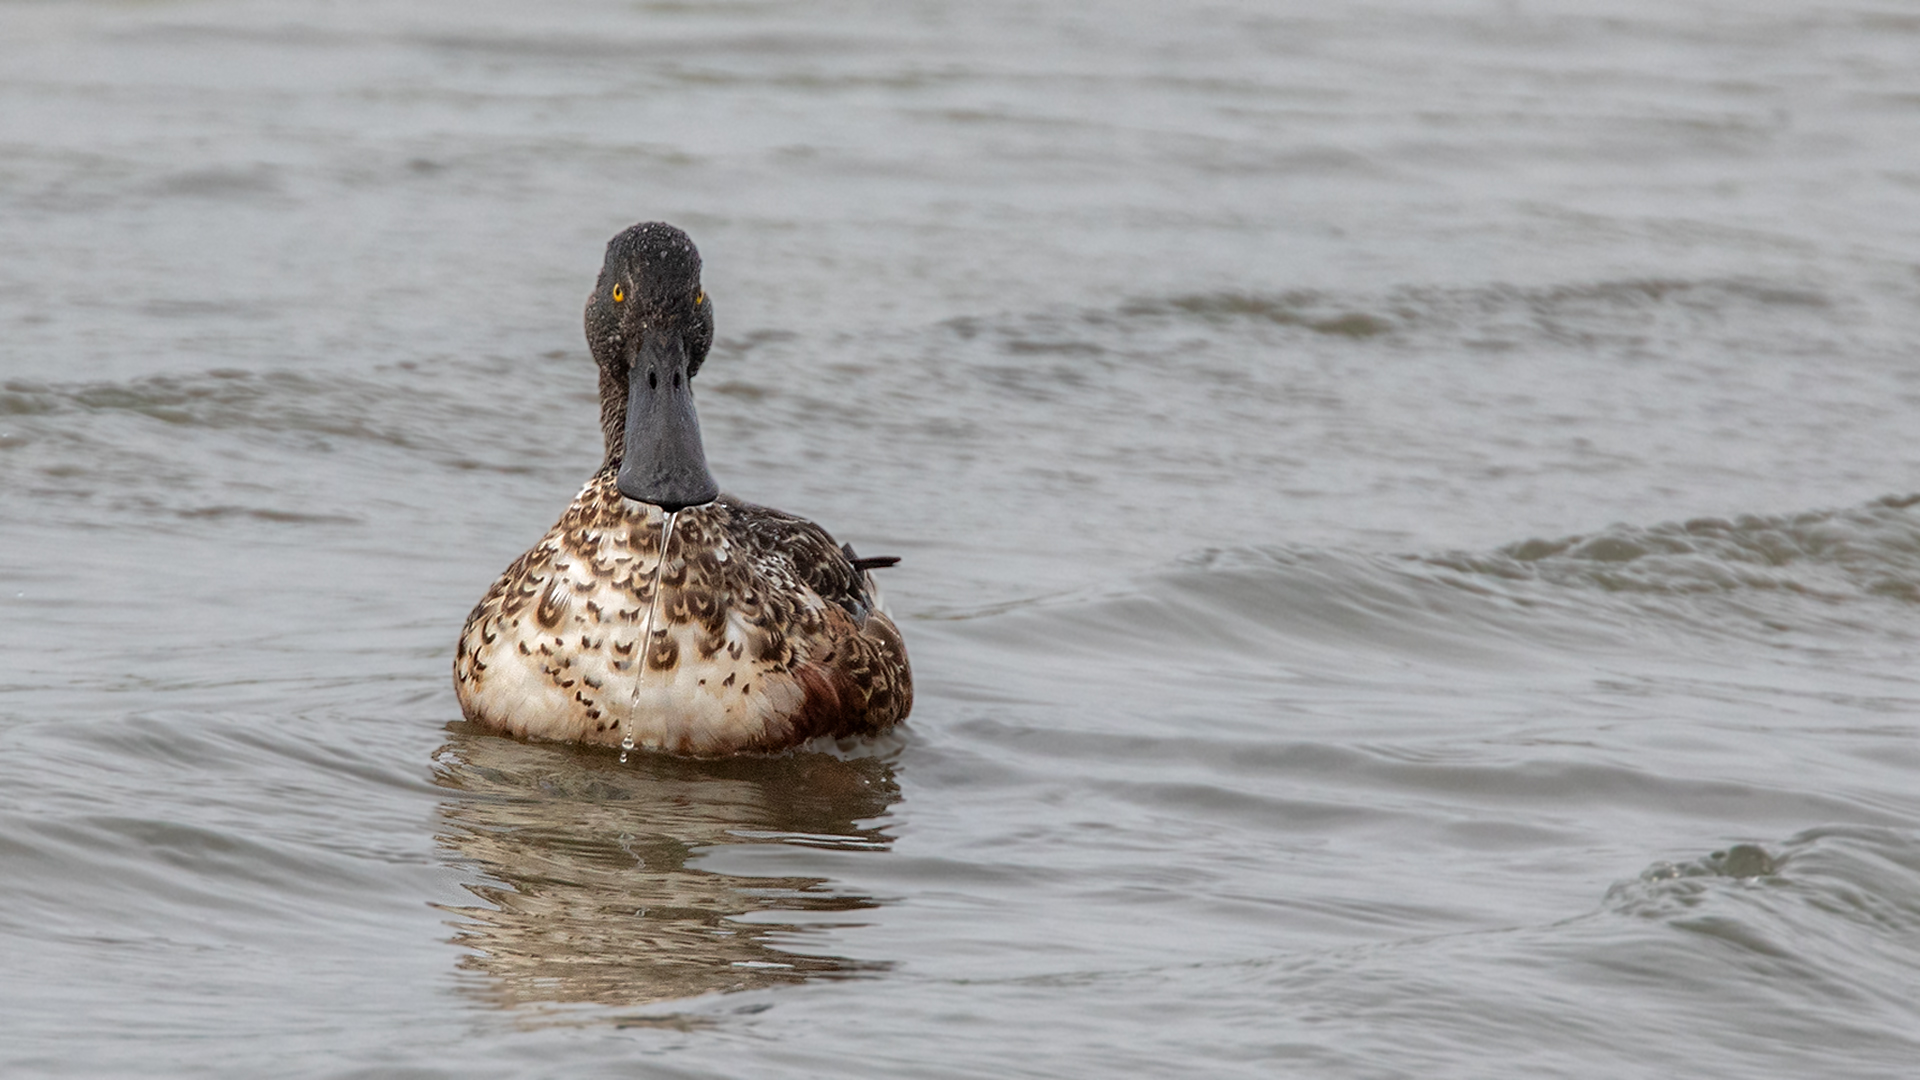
[431,724,901,1010]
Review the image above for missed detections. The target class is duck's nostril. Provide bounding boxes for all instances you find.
[648,370,658,390]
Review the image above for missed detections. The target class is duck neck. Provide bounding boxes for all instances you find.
[597,363,628,471]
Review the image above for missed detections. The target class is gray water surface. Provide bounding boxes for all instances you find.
[5,2,1920,1077]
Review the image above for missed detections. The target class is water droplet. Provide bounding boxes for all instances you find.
[620,510,678,765]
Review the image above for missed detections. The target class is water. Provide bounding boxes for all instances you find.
[4,1,1920,1076]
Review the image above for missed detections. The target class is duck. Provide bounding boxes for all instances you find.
[454,222,911,755]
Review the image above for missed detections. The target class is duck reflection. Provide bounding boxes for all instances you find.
[432,723,902,1009]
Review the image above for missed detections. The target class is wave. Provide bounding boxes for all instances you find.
[1427,494,1920,605]
[2,366,472,452]
[1156,827,1920,1079]
[1113,276,1833,340]
[0,361,595,512]
[941,494,1920,684]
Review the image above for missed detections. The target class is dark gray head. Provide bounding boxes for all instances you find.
[584,222,719,512]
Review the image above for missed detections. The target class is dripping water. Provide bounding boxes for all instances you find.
[620,509,677,763]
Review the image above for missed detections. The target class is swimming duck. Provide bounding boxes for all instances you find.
[454,222,911,755]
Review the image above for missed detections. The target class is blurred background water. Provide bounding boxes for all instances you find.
[4,1,1920,1076]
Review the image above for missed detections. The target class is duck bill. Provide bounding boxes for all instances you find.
[616,334,719,512]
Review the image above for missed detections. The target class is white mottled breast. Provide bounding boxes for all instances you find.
[456,496,816,754]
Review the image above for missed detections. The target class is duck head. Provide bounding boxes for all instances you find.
[585,222,720,513]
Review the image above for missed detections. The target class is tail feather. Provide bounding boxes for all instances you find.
[840,542,901,572]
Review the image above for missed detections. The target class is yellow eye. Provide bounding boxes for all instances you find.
[694,292,705,306]
[612,284,625,303]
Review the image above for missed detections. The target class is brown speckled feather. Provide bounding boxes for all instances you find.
[455,469,912,754]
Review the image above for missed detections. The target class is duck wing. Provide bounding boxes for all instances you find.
[720,497,883,623]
